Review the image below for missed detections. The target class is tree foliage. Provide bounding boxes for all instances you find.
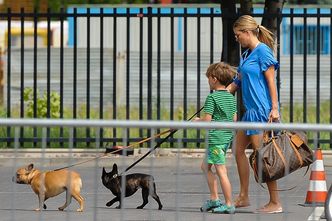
[47,0,147,12]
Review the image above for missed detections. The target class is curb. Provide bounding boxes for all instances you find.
[1,148,331,168]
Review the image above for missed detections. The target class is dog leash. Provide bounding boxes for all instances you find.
[53,128,174,171]
[118,106,204,176]
[54,107,203,172]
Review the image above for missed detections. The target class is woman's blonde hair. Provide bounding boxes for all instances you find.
[233,15,276,53]
[206,62,237,86]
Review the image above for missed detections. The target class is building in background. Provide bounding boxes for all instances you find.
[0,0,48,13]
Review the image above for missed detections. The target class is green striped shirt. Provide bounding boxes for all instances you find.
[204,90,237,146]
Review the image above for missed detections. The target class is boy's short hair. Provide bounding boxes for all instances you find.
[205,62,237,86]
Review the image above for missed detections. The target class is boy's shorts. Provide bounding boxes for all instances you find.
[205,144,229,165]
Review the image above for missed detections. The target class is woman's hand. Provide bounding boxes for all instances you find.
[269,108,280,122]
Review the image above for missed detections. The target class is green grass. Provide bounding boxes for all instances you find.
[0,104,205,149]
[280,101,331,150]
[0,102,331,149]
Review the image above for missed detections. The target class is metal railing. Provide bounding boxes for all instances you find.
[0,6,331,148]
[2,119,331,221]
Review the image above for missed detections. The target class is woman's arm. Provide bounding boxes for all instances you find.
[264,66,280,121]
[226,82,239,95]
[233,112,237,122]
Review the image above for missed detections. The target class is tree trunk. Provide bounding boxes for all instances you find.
[261,0,285,38]
[220,0,254,66]
[220,0,239,66]
[240,0,253,15]
[261,0,285,106]
[220,0,253,118]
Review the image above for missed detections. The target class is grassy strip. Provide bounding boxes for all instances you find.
[0,102,330,149]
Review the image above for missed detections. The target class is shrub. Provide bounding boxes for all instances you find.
[23,87,60,118]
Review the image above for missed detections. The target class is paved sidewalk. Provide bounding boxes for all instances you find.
[0,149,331,221]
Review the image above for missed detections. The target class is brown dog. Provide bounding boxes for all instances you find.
[13,163,84,212]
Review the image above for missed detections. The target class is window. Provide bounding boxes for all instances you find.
[291,25,330,55]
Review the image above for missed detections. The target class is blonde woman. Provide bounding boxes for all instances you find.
[227,15,282,213]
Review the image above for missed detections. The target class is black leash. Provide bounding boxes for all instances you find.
[120,106,204,175]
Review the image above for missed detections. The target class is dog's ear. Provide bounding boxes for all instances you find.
[112,163,118,173]
[27,163,34,171]
[102,167,107,174]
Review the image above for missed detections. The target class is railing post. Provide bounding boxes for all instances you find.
[33,7,38,147]
[112,7,117,147]
[47,7,51,146]
[316,8,321,146]
[99,7,104,147]
[60,7,65,147]
[147,6,153,144]
[20,7,24,147]
[6,7,11,147]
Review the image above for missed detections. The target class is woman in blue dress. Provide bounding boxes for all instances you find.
[227,15,282,213]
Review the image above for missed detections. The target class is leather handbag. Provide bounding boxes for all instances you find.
[249,130,314,183]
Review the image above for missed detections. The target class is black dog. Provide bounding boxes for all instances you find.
[101,163,163,210]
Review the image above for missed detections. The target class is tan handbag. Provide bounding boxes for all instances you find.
[249,130,314,183]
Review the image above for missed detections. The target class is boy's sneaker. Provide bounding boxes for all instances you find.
[212,204,236,214]
[200,199,222,212]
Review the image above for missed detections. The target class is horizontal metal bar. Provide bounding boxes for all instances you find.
[0,118,332,132]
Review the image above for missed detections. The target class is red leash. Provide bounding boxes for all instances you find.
[53,128,174,171]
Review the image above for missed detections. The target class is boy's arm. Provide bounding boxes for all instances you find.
[193,113,212,122]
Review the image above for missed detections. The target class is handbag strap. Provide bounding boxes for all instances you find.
[287,132,304,167]
[271,138,287,168]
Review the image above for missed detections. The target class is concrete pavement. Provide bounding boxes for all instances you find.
[0,149,331,221]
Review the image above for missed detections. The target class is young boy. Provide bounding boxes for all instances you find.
[193,62,237,214]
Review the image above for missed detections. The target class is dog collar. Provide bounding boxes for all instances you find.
[112,174,118,179]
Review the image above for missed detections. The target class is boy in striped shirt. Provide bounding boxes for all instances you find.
[193,62,237,214]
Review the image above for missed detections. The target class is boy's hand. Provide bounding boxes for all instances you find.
[193,117,200,122]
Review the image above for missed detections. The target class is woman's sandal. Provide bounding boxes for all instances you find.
[255,207,283,214]
[234,197,250,208]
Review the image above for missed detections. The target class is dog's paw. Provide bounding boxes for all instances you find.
[43,204,47,210]
[106,202,112,207]
[76,208,83,212]
[136,206,144,209]
[58,207,64,211]
[115,205,121,209]
[34,208,41,212]
[158,205,163,210]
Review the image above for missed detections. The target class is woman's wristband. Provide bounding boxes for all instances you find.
[233,77,241,87]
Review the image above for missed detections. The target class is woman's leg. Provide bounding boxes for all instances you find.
[234,130,251,207]
[262,181,282,212]
[250,134,282,212]
[201,161,218,200]
[215,164,232,206]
